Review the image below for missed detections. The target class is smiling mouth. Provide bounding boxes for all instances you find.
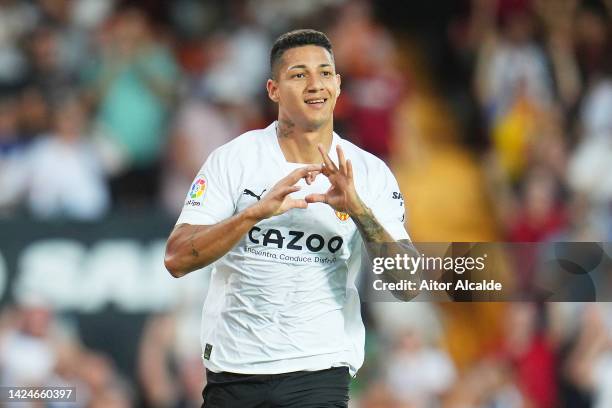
[304,98,327,105]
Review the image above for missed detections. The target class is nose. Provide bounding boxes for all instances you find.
[306,74,324,92]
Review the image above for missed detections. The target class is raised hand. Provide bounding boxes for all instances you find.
[305,144,364,216]
[251,164,322,220]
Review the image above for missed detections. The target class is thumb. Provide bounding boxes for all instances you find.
[305,194,327,204]
[287,199,308,209]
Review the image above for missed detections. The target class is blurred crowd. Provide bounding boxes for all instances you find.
[1,0,612,407]
[4,296,612,407]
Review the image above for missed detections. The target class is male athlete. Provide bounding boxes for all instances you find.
[165,29,415,407]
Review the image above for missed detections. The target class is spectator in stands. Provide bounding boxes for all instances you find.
[18,85,51,141]
[159,98,238,216]
[476,0,553,121]
[508,166,566,242]
[0,0,37,92]
[138,313,204,408]
[383,329,456,407]
[565,303,612,408]
[84,5,178,208]
[475,0,554,181]
[330,0,403,161]
[491,303,558,408]
[25,95,110,220]
[22,25,79,104]
[0,97,28,215]
[568,70,612,204]
[79,351,133,408]
[0,299,56,387]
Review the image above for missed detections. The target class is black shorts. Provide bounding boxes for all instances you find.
[201,366,350,408]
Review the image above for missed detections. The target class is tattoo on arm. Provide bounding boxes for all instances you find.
[353,208,420,301]
[379,238,421,302]
[353,207,386,243]
[189,227,201,258]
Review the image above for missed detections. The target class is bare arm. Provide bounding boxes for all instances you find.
[164,210,260,278]
[164,165,321,278]
[351,199,420,301]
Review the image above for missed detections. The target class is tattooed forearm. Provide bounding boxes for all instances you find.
[351,204,420,301]
[189,226,201,258]
[352,204,388,243]
[385,239,422,301]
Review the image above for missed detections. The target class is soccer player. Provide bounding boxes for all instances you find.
[164,29,414,408]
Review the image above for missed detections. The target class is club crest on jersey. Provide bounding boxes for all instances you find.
[335,210,350,221]
[186,176,207,207]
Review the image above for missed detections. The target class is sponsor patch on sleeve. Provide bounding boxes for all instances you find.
[185,175,207,207]
[392,191,405,222]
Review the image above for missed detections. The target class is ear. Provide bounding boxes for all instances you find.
[336,73,341,95]
[267,78,279,103]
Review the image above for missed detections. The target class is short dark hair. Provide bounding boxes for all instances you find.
[270,29,334,78]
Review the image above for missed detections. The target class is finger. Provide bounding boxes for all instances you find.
[286,199,308,209]
[305,193,327,204]
[336,145,346,174]
[309,169,322,178]
[302,169,321,185]
[320,165,332,177]
[305,170,321,185]
[317,144,338,172]
[282,165,322,185]
[305,172,313,185]
[347,159,353,180]
[278,185,301,197]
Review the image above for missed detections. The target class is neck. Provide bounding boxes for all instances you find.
[276,117,333,164]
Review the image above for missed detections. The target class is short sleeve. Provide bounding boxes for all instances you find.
[176,148,236,225]
[367,162,410,241]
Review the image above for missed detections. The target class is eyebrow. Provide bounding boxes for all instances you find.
[286,63,333,71]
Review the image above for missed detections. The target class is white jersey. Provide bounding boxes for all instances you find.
[176,122,409,376]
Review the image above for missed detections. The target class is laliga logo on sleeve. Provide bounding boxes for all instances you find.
[186,176,207,207]
[335,210,350,221]
[190,177,206,199]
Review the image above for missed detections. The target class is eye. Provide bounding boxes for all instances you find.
[321,71,332,77]
[292,73,305,79]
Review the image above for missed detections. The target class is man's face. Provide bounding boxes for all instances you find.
[267,45,341,130]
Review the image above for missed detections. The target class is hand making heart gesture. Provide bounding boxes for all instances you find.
[305,144,366,216]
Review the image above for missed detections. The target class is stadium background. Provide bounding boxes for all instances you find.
[1,0,612,406]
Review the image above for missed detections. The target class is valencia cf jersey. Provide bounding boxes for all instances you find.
[176,122,409,376]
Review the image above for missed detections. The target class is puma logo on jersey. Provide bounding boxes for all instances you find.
[243,188,266,201]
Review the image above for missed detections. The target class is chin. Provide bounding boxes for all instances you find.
[303,115,331,131]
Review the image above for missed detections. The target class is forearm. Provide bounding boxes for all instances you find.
[351,200,420,300]
[164,207,261,277]
[351,198,394,244]
[165,165,322,277]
